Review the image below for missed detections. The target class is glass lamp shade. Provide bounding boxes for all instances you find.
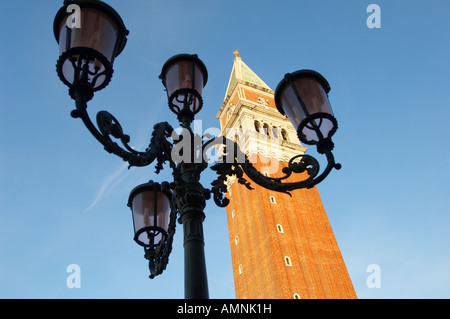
[128,182,172,248]
[54,0,128,92]
[275,70,337,146]
[159,54,208,115]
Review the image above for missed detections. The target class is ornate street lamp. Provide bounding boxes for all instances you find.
[53,0,341,299]
[274,70,337,154]
[128,181,176,279]
[159,54,208,124]
[53,0,129,97]
[128,181,172,248]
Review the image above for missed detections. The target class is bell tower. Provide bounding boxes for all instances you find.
[216,51,357,299]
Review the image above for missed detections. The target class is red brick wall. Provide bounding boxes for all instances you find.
[225,154,357,299]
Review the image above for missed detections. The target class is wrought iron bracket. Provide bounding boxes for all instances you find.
[69,86,178,173]
[206,136,341,206]
[67,86,340,280]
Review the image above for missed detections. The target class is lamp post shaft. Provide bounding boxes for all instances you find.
[177,162,209,299]
[181,212,209,299]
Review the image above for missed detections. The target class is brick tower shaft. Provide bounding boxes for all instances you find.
[216,52,356,299]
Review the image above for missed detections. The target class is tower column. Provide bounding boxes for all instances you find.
[216,52,357,299]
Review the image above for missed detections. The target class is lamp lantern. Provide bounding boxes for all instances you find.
[128,181,172,248]
[54,0,129,94]
[275,70,337,153]
[159,54,208,121]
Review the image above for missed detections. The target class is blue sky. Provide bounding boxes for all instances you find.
[0,0,449,299]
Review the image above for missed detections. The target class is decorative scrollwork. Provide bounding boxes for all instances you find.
[205,136,252,207]
[210,161,253,207]
[142,122,177,173]
[168,88,203,119]
[240,154,319,194]
[97,111,139,155]
[67,55,108,89]
[207,136,340,203]
[57,47,113,93]
[69,85,179,172]
[145,186,178,279]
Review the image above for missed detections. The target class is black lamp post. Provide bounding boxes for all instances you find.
[53,0,342,299]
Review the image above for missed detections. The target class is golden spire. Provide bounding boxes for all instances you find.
[233,49,240,57]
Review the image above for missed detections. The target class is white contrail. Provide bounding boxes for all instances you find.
[85,163,129,211]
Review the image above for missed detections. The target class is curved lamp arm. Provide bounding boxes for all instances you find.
[206,136,341,206]
[69,87,177,171]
